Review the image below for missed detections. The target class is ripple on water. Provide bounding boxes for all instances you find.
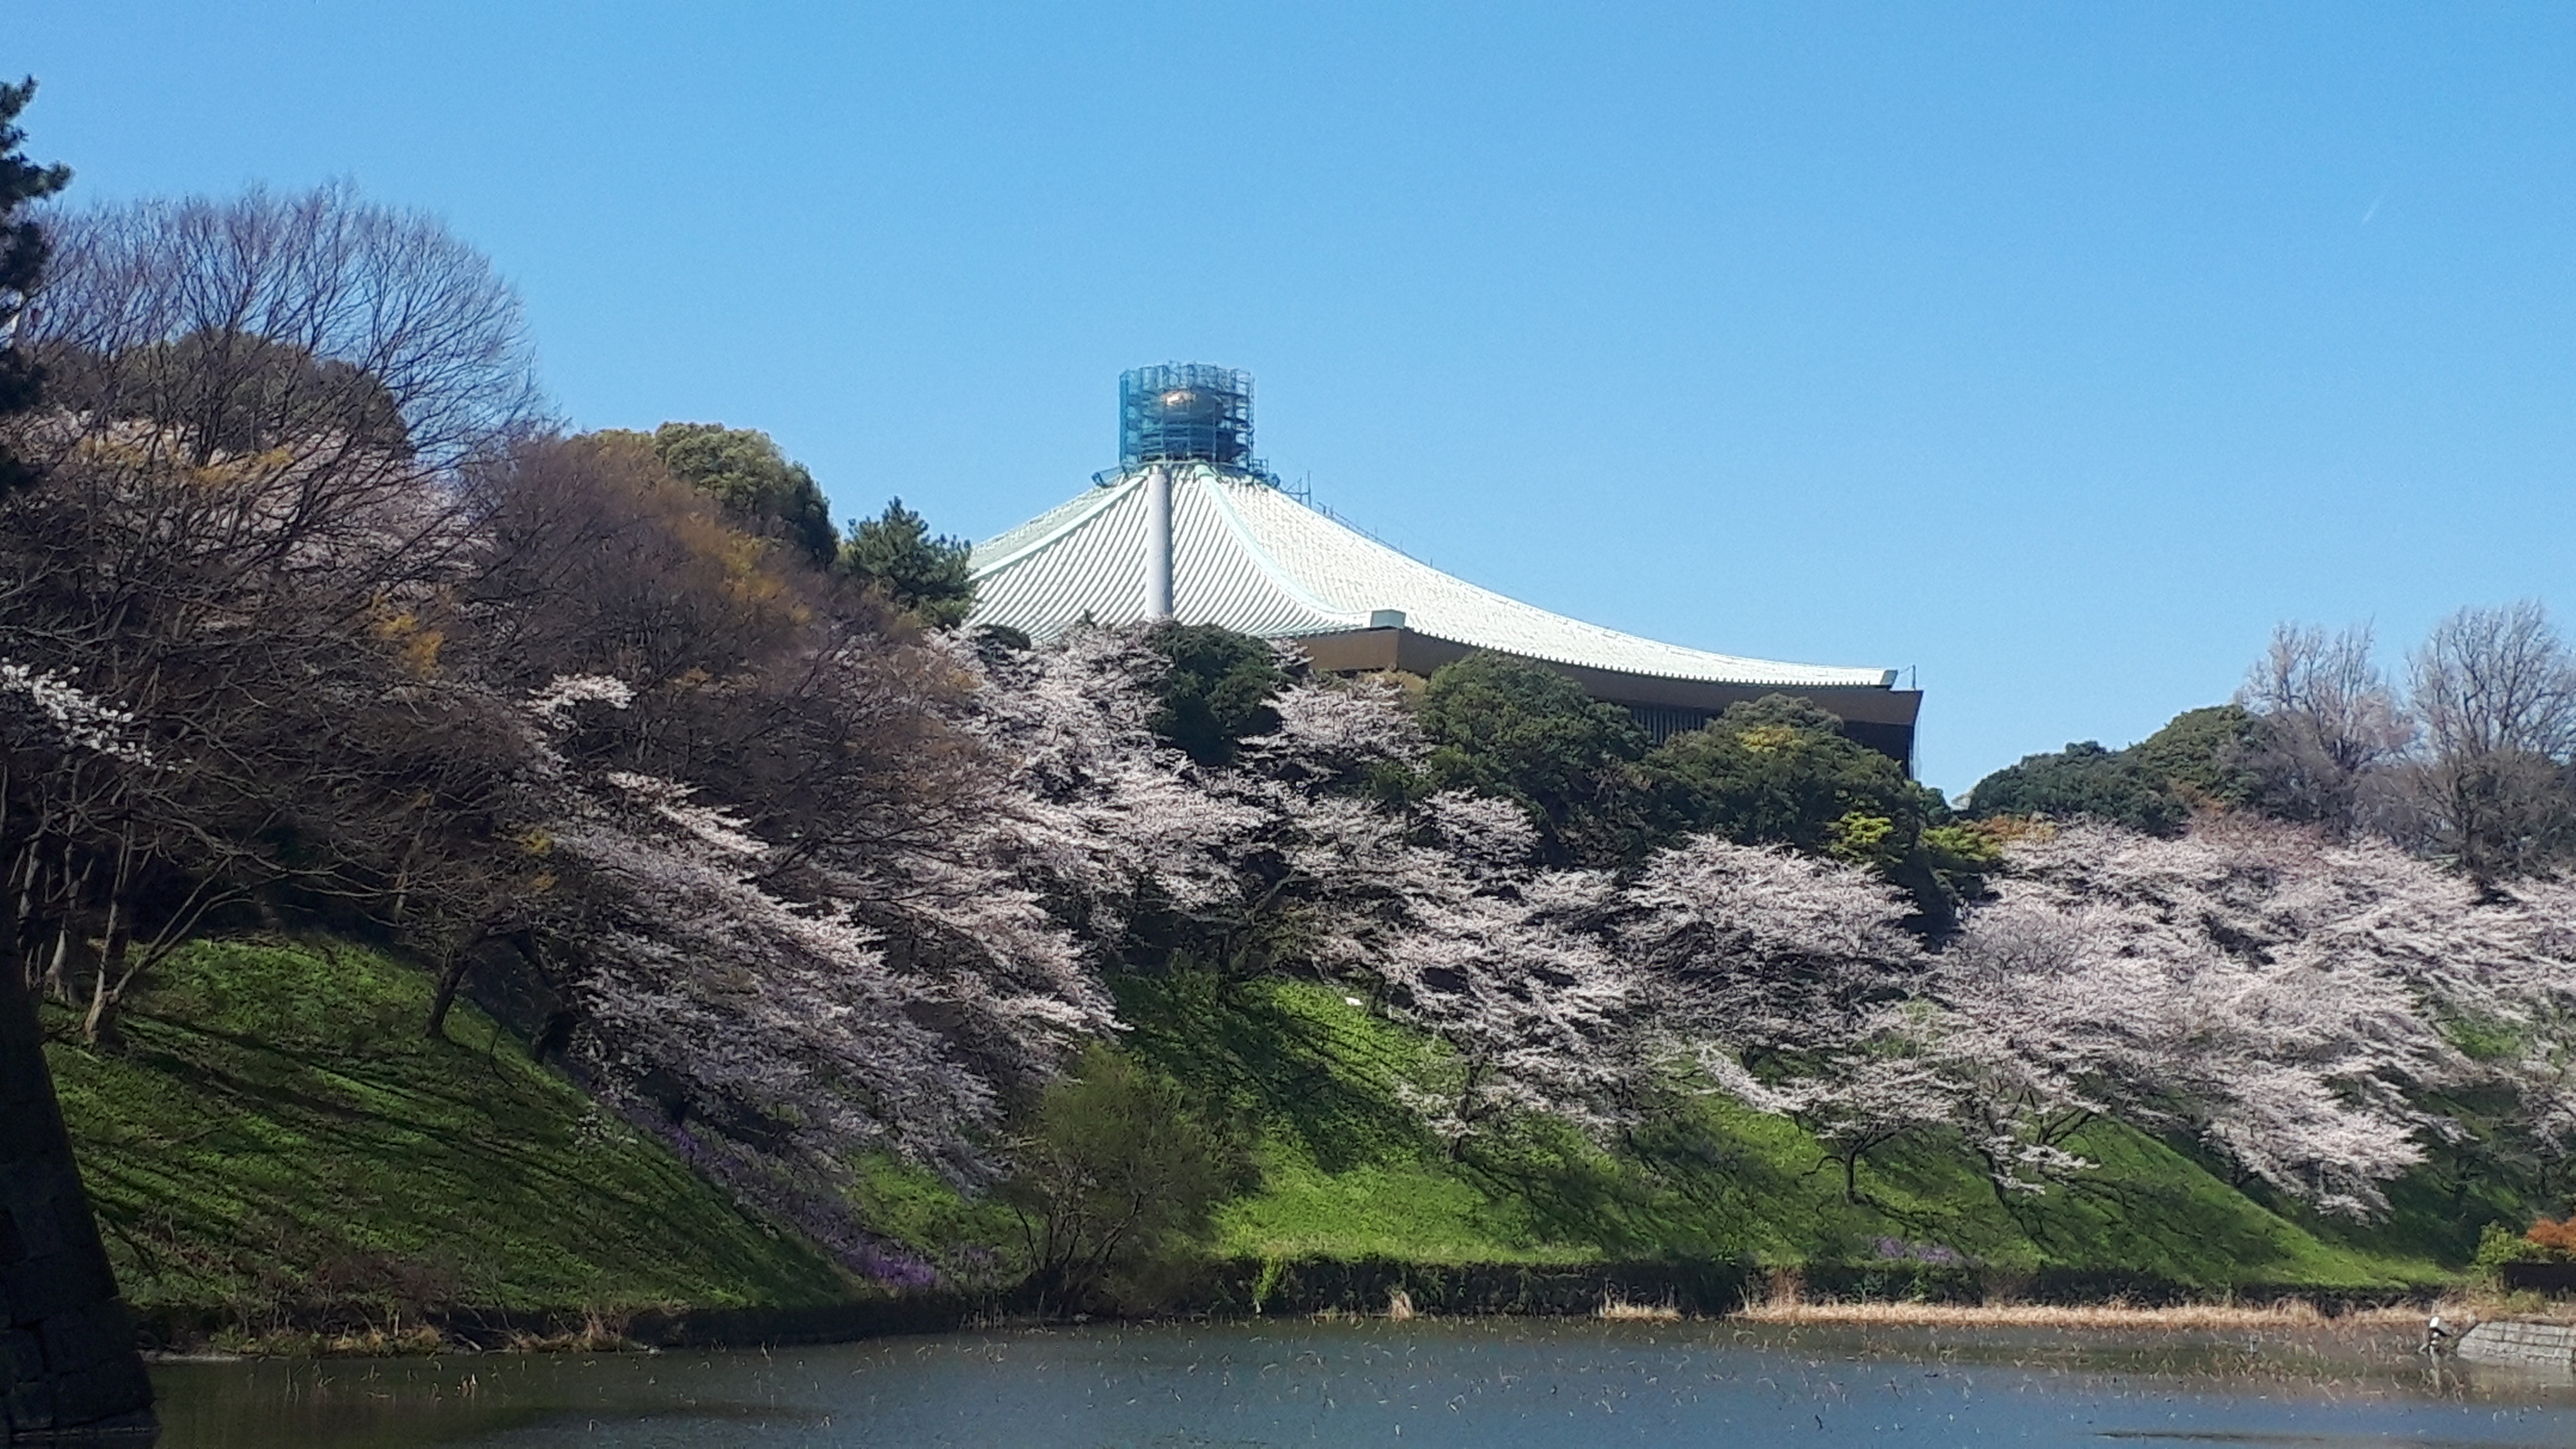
[148,1318,2576,1449]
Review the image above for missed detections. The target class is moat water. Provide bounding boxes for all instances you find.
[148,1318,2576,1447]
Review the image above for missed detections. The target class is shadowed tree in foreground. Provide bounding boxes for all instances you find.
[0,76,157,1444]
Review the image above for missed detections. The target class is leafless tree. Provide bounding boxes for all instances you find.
[2402,601,2576,884]
[0,436,549,1042]
[21,181,540,479]
[2236,623,2414,834]
[0,184,550,1042]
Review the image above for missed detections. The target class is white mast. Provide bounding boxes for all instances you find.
[1143,463,1174,621]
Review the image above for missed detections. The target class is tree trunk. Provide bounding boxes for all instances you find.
[79,957,121,1049]
[42,922,72,1003]
[425,950,470,1039]
[80,891,130,1048]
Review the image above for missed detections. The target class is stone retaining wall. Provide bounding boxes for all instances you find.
[2455,1319,2576,1369]
[1,984,154,1443]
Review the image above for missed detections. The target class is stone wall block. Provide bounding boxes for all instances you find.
[38,1302,129,1377]
[45,1193,102,1266]
[0,1329,41,1388]
[0,1117,57,1174]
[0,979,157,1441]
[47,1359,153,1433]
[3,1165,75,1259]
[0,1056,49,1113]
[4,1249,114,1328]
[0,1372,51,1436]
[2455,1319,2576,1368]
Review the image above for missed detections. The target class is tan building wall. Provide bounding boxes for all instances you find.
[1292,627,1924,770]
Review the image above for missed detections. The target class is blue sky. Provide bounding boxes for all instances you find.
[16,3,2575,793]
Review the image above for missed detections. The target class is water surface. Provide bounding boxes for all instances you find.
[150,1318,2576,1448]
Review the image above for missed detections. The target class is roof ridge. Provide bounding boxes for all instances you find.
[969,471,1139,576]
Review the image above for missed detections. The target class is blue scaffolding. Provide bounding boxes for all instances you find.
[1117,363,1276,482]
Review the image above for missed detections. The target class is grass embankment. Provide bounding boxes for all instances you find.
[45,938,847,1342]
[1111,972,2452,1294]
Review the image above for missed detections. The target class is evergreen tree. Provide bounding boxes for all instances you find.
[1645,694,1923,853]
[1645,693,1993,928]
[1966,739,2178,832]
[1143,623,1287,766]
[642,421,839,569]
[2131,704,2264,809]
[1967,703,2264,835]
[0,78,72,494]
[840,496,976,628]
[1418,652,1649,865]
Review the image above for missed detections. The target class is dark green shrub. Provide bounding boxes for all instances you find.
[1967,705,2262,835]
[1419,653,1648,865]
[1144,623,1289,766]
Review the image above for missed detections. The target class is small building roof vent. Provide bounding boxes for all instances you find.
[1118,363,1273,480]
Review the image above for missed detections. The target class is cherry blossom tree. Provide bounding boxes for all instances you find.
[1937,818,2519,1216]
[965,625,1271,940]
[1619,836,1926,1069]
[1613,836,1953,1191]
[1294,788,1634,1146]
[547,769,1002,1177]
[984,641,1641,1149]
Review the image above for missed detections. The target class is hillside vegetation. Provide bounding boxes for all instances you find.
[57,937,2451,1342]
[1185,985,2417,1287]
[862,972,2446,1296]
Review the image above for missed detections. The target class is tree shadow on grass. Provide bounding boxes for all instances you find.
[67,1014,824,1310]
[1614,1106,1852,1258]
[1979,1123,2369,1285]
[1110,971,1436,1174]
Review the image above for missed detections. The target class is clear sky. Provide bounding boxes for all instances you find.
[15,3,2575,794]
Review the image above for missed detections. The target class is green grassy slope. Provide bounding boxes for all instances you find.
[45,938,847,1326]
[1114,972,2450,1290]
[46,934,2453,1335]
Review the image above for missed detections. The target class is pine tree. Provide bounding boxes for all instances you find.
[840,496,976,627]
[0,78,72,493]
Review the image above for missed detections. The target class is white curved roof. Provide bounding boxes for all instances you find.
[969,464,1895,690]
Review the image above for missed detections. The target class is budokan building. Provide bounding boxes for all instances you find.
[969,364,1923,769]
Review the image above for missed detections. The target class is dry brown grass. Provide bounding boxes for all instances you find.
[502,1309,641,1353]
[208,1308,650,1357]
[208,1323,455,1358]
[1733,1297,2426,1330]
[2441,1285,2576,1326]
[1597,1292,1683,1322]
